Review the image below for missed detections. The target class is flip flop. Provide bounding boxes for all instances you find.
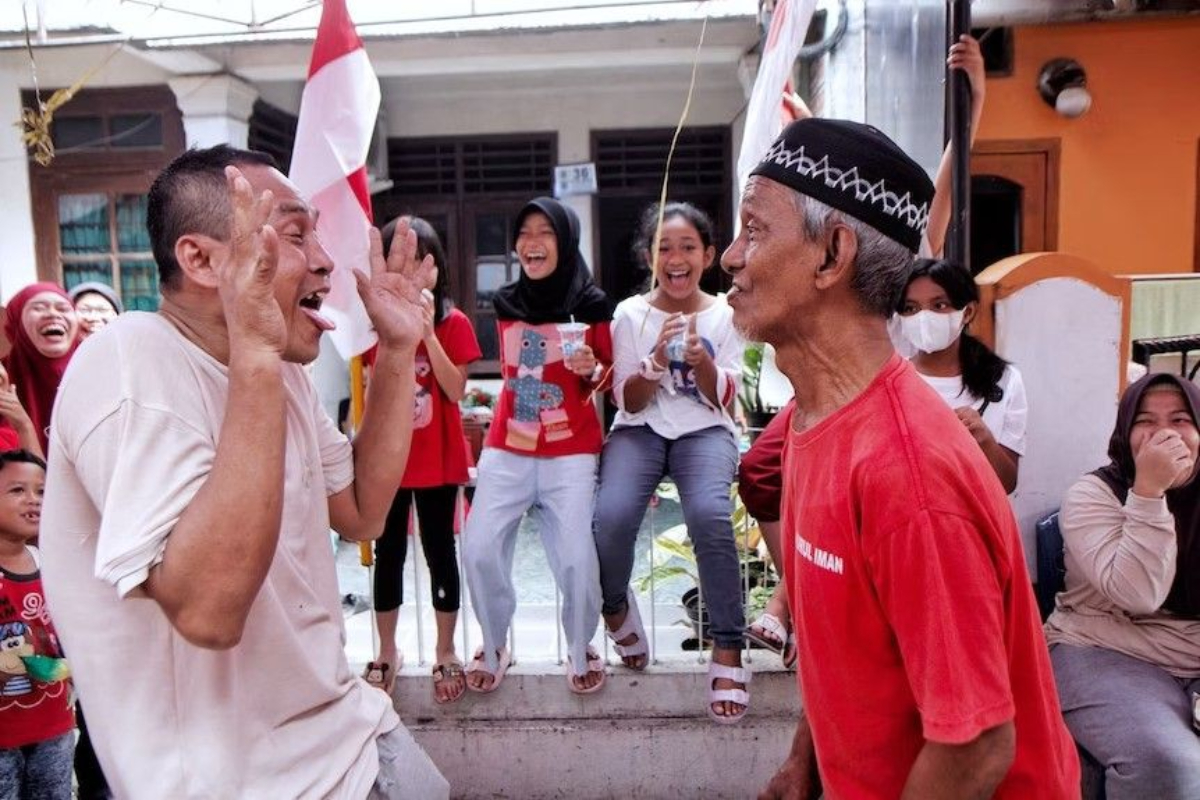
[363,652,403,695]
[782,635,798,670]
[363,661,388,692]
[606,591,649,671]
[745,612,788,654]
[566,646,607,695]
[707,660,751,726]
[465,647,511,694]
[432,659,467,705]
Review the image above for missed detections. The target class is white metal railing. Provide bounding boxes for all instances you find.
[346,476,776,673]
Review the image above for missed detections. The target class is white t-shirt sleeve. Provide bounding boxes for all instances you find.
[305,370,355,496]
[995,366,1028,456]
[610,301,649,412]
[710,305,745,411]
[72,399,216,598]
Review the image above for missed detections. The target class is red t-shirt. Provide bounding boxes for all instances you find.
[781,355,1079,799]
[0,549,74,748]
[0,425,20,451]
[402,309,481,488]
[485,320,612,457]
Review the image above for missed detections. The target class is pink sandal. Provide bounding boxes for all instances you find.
[567,646,607,695]
[465,647,511,694]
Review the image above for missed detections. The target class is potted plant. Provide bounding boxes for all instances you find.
[740,343,776,436]
[636,482,778,646]
[460,386,495,464]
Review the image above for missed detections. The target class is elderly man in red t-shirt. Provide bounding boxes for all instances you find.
[723,118,1080,799]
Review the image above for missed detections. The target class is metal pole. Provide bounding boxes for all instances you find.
[946,0,972,271]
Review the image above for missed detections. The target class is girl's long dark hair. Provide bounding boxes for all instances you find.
[902,258,1008,402]
[380,215,453,325]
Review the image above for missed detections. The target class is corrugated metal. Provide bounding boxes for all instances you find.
[863,0,947,177]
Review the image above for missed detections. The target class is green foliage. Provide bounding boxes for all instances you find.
[635,522,697,593]
[740,342,765,413]
[634,483,777,596]
[461,386,495,409]
[747,584,776,621]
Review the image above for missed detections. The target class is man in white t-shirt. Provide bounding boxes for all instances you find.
[40,145,449,799]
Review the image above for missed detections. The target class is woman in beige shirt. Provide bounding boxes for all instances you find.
[1046,373,1200,800]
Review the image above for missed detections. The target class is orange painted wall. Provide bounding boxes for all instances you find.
[977,19,1200,274]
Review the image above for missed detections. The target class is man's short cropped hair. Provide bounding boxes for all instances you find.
[146,145,278,292]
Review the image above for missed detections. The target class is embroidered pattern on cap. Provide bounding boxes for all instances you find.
[759,139,931,236]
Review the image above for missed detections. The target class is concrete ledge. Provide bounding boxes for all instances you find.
[395,654,800,722]
[391,656,801,799]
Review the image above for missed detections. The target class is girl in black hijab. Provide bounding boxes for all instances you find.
[1046,373,1200,799]
[462,197,614,697]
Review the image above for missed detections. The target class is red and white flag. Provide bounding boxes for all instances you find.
[289,0,381,358]
[735,0,817,197]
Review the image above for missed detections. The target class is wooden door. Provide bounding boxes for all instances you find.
[970,139,1060,270]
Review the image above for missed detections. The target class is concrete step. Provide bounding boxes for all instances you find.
[390,656,801,799]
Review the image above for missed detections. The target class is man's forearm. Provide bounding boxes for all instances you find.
[344,344,417,538]
[144,354,287,649]
[901,722,1015,800]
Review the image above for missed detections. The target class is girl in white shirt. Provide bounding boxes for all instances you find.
[895,258,1027,492]
[592,202,749,724]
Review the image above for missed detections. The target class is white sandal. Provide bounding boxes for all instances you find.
[606,591,649,670]
[746,611,788,653]
[707,660,751,725]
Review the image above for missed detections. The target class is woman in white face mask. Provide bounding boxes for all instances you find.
[896,259,1027,492]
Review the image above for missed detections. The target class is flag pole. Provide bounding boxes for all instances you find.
[350,353,376,658]
[945,0,972,270]
[352,355,372,568]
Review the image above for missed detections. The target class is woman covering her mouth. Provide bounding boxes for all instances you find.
[2,283,81,453]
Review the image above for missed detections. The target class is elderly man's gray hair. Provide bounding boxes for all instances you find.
[793,190,914,318]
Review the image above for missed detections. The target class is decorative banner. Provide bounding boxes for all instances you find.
[289,0,381,359]
[735,0,818,199]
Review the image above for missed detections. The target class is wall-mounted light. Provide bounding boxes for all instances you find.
[1038,58,1092,118]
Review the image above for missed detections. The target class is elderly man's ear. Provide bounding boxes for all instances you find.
[173,234,227,290]
[813,224,858,291]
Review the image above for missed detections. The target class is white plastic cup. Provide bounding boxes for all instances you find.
[556,322,589,358]
[666,314,689,362]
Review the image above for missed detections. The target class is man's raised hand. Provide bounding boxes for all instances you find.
[358,219,428,351]
[219,165,286,359]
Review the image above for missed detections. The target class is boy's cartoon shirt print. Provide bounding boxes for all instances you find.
[0,620,35,697]
[0,580,66,709]
[412,354,434,430]
[666,335,717,403]
[503,324,572,451]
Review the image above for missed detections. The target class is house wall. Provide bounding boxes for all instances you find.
[0,61,38,303]
[977,18,1200,275]
[0,46,177,303]
[378,74,748,268]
